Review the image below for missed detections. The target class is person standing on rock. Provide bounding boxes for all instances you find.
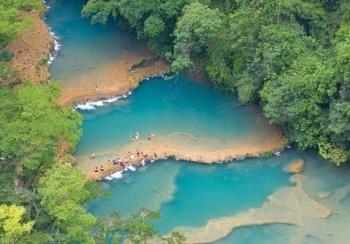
[95,85,100,97]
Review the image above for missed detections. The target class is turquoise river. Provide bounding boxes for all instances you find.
[47,0,350,243]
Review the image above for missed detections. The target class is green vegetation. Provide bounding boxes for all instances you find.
[0,1,185,243]
[84,0,350,165]
[0,0,43,48]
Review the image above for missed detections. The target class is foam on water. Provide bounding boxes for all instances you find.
[74,91,133,111]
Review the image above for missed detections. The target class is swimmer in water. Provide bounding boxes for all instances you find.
[148,132,155,141]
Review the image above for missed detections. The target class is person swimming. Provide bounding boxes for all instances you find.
[148,132,155,141]
[131,132,140,141]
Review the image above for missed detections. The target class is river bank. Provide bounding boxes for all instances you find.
[57,51,169,106]
[6,11,53,83]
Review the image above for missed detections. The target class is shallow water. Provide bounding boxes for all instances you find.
[76,75,277,158]
[87,150,350,242]
[46,0,143,88]
[46,0,350,242]
[77,75,279,169]
[87,154,293,234]
[217,224,297,244]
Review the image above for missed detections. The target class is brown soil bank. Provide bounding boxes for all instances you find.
[57,51,169,106]
[6,12,53,83]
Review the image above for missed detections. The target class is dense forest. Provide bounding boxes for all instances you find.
[83,0,350,165]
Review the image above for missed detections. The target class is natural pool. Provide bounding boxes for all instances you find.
[47,0,350,243]
[74,75,282,171]
[46,0,143,82]
[87,155,292,234]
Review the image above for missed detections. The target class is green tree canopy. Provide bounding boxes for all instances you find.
[172,2,222,71]
[38,164,96,243]
[0,83,82,182]
[0,0,42,48]
[0,204,34,243]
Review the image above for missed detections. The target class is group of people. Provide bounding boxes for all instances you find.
[91,131,158,175]
[94,165,104,173]
[92,147,159,174]
[131,132,155,141]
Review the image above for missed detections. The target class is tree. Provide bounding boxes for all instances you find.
[260,54,336,148]
[0,83,82,185]
[123,208,160,244]
[0,204,33,243]
[38,164,96,243]
[171,2,223,71]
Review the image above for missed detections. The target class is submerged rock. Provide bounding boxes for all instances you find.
[284,158,305,173]
[317,191,332,199]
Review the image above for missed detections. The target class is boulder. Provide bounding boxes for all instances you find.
[284,158,305,173]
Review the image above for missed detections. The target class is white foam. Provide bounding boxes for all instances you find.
[47,31,61,65]
[128,165,136,171]
[110,171,123,179]
[74,93,128,111]
[89,100,104,107]
[104,176,113,181]
[104,96,119,103]
[53,39,61,51]
[74,103,95,110]
[47,53,54,65]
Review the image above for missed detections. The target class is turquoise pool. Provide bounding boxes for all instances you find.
[47,0,350,242]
